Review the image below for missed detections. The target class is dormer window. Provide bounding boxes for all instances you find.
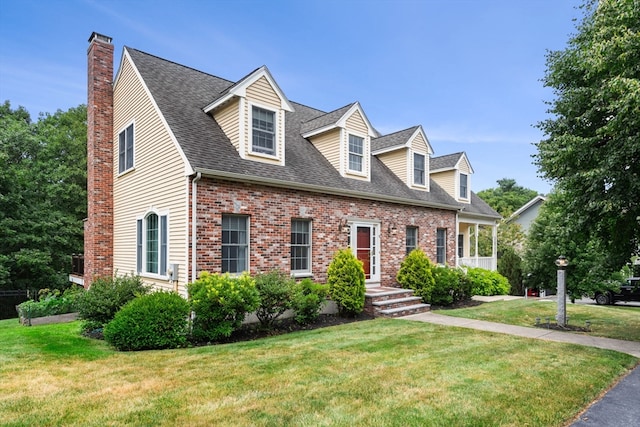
[460,173,468,199]
[348,134,364,172]
[251,106,276,156]
[413,153,426,186]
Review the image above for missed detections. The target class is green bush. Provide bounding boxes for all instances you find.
[76,274,149,330]
[326,248,365,316]
[498,247,524,295]
[396,249,435,303]
[254,270,295,329]
[291,278,328,325]
[188,272,260,342]
[430,265,473,306]
[16,286,84,319]
[467,267,510,296]
[103,291,190,351]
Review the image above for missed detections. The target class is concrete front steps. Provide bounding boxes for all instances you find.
[365,287,430,318]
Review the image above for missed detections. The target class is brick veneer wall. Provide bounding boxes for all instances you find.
[85,33,114,286]
[192,177,457,287]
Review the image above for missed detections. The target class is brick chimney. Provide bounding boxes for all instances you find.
[84,32,114,286]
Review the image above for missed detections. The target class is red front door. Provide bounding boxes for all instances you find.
[356,226,371,279]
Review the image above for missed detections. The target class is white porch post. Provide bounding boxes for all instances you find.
[474,222,479,266]
[492,223,498,270]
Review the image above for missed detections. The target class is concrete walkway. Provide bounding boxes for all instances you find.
[402,311,640,357]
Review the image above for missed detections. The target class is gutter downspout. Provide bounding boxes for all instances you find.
[191,172,202,283]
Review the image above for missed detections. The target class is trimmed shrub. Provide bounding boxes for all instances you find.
[103,291,190,351]
[430,265,473,306]
[396,248,435,303]
[291,278,328,325]
[76,274,149,331]
[254,270,295,329]
[467,267,510,296]
[327,248,365,316]
[188,272,260,342]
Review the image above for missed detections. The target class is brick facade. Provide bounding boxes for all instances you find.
[85,33,114,286]
[192,177,456,287]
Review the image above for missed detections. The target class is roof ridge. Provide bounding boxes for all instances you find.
[125,46,235,85]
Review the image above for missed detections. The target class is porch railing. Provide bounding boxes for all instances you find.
[459,257,496,271]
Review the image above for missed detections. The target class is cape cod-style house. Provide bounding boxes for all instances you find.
[80,32,500,315]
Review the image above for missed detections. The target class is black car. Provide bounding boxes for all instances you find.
[595,277,640,305]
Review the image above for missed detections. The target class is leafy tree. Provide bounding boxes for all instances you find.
[0,101,86,290]
[523,190,619,300]
[477,178,539,218]
[534,0,640,272]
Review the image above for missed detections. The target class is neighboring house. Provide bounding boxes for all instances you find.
[507,195,547,234]
[81,32,500,299]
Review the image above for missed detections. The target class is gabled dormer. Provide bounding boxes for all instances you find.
[430,152,474,203]
[301,102,377,181]
[372,125,433,191]
[203,66,294,166]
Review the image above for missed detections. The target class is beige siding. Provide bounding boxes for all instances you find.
[213,99,240,151]
[113,54,189,294]
[377,149,407,182]
[431,170,456,197]
[344,110,370,181]
[243,76,285,165]
[309,128,341,171]
[411,132,428,153]
[459,157,471,174]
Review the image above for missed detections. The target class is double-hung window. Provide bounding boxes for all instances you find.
[436,228,447,264]
[222,215,249,274]
[413,153,425,186]
[118,123,134,173]
[406,226,418,255]
[348,134,364,172]
[136,212,167,276]
[252,106,276,156]
[291,219,311,275]
[459,173,468,199]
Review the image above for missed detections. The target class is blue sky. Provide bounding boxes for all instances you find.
[0,0,584,194]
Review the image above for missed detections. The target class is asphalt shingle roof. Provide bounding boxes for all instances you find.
[125,47,499,218]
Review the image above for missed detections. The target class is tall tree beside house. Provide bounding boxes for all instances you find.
[534,0,640,272]
[477,178,539,218]
[0,101,87,290]
[523,190,621,300]
[477,178,538,294]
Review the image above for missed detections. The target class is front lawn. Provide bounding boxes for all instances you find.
[438,299,640,342]
[0,318,636,426]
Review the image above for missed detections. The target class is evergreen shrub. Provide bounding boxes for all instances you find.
[103,291,190,351]
[396,249,435,303]
[327,248,365,316]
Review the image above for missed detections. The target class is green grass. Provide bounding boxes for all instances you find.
[438,299,640,341]
[0,318,637,426]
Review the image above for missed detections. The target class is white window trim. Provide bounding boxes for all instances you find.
[436,228,447,265]
[136,208,169,279]
[117,119,135,176]
[346,132,368,177]
[221,214,250,275]
[291,219,312,277]
[412,151,427,188]
[248,101,281,161]
[459,172,470,201]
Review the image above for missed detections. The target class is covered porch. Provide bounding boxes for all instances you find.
[456,216,498,271]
